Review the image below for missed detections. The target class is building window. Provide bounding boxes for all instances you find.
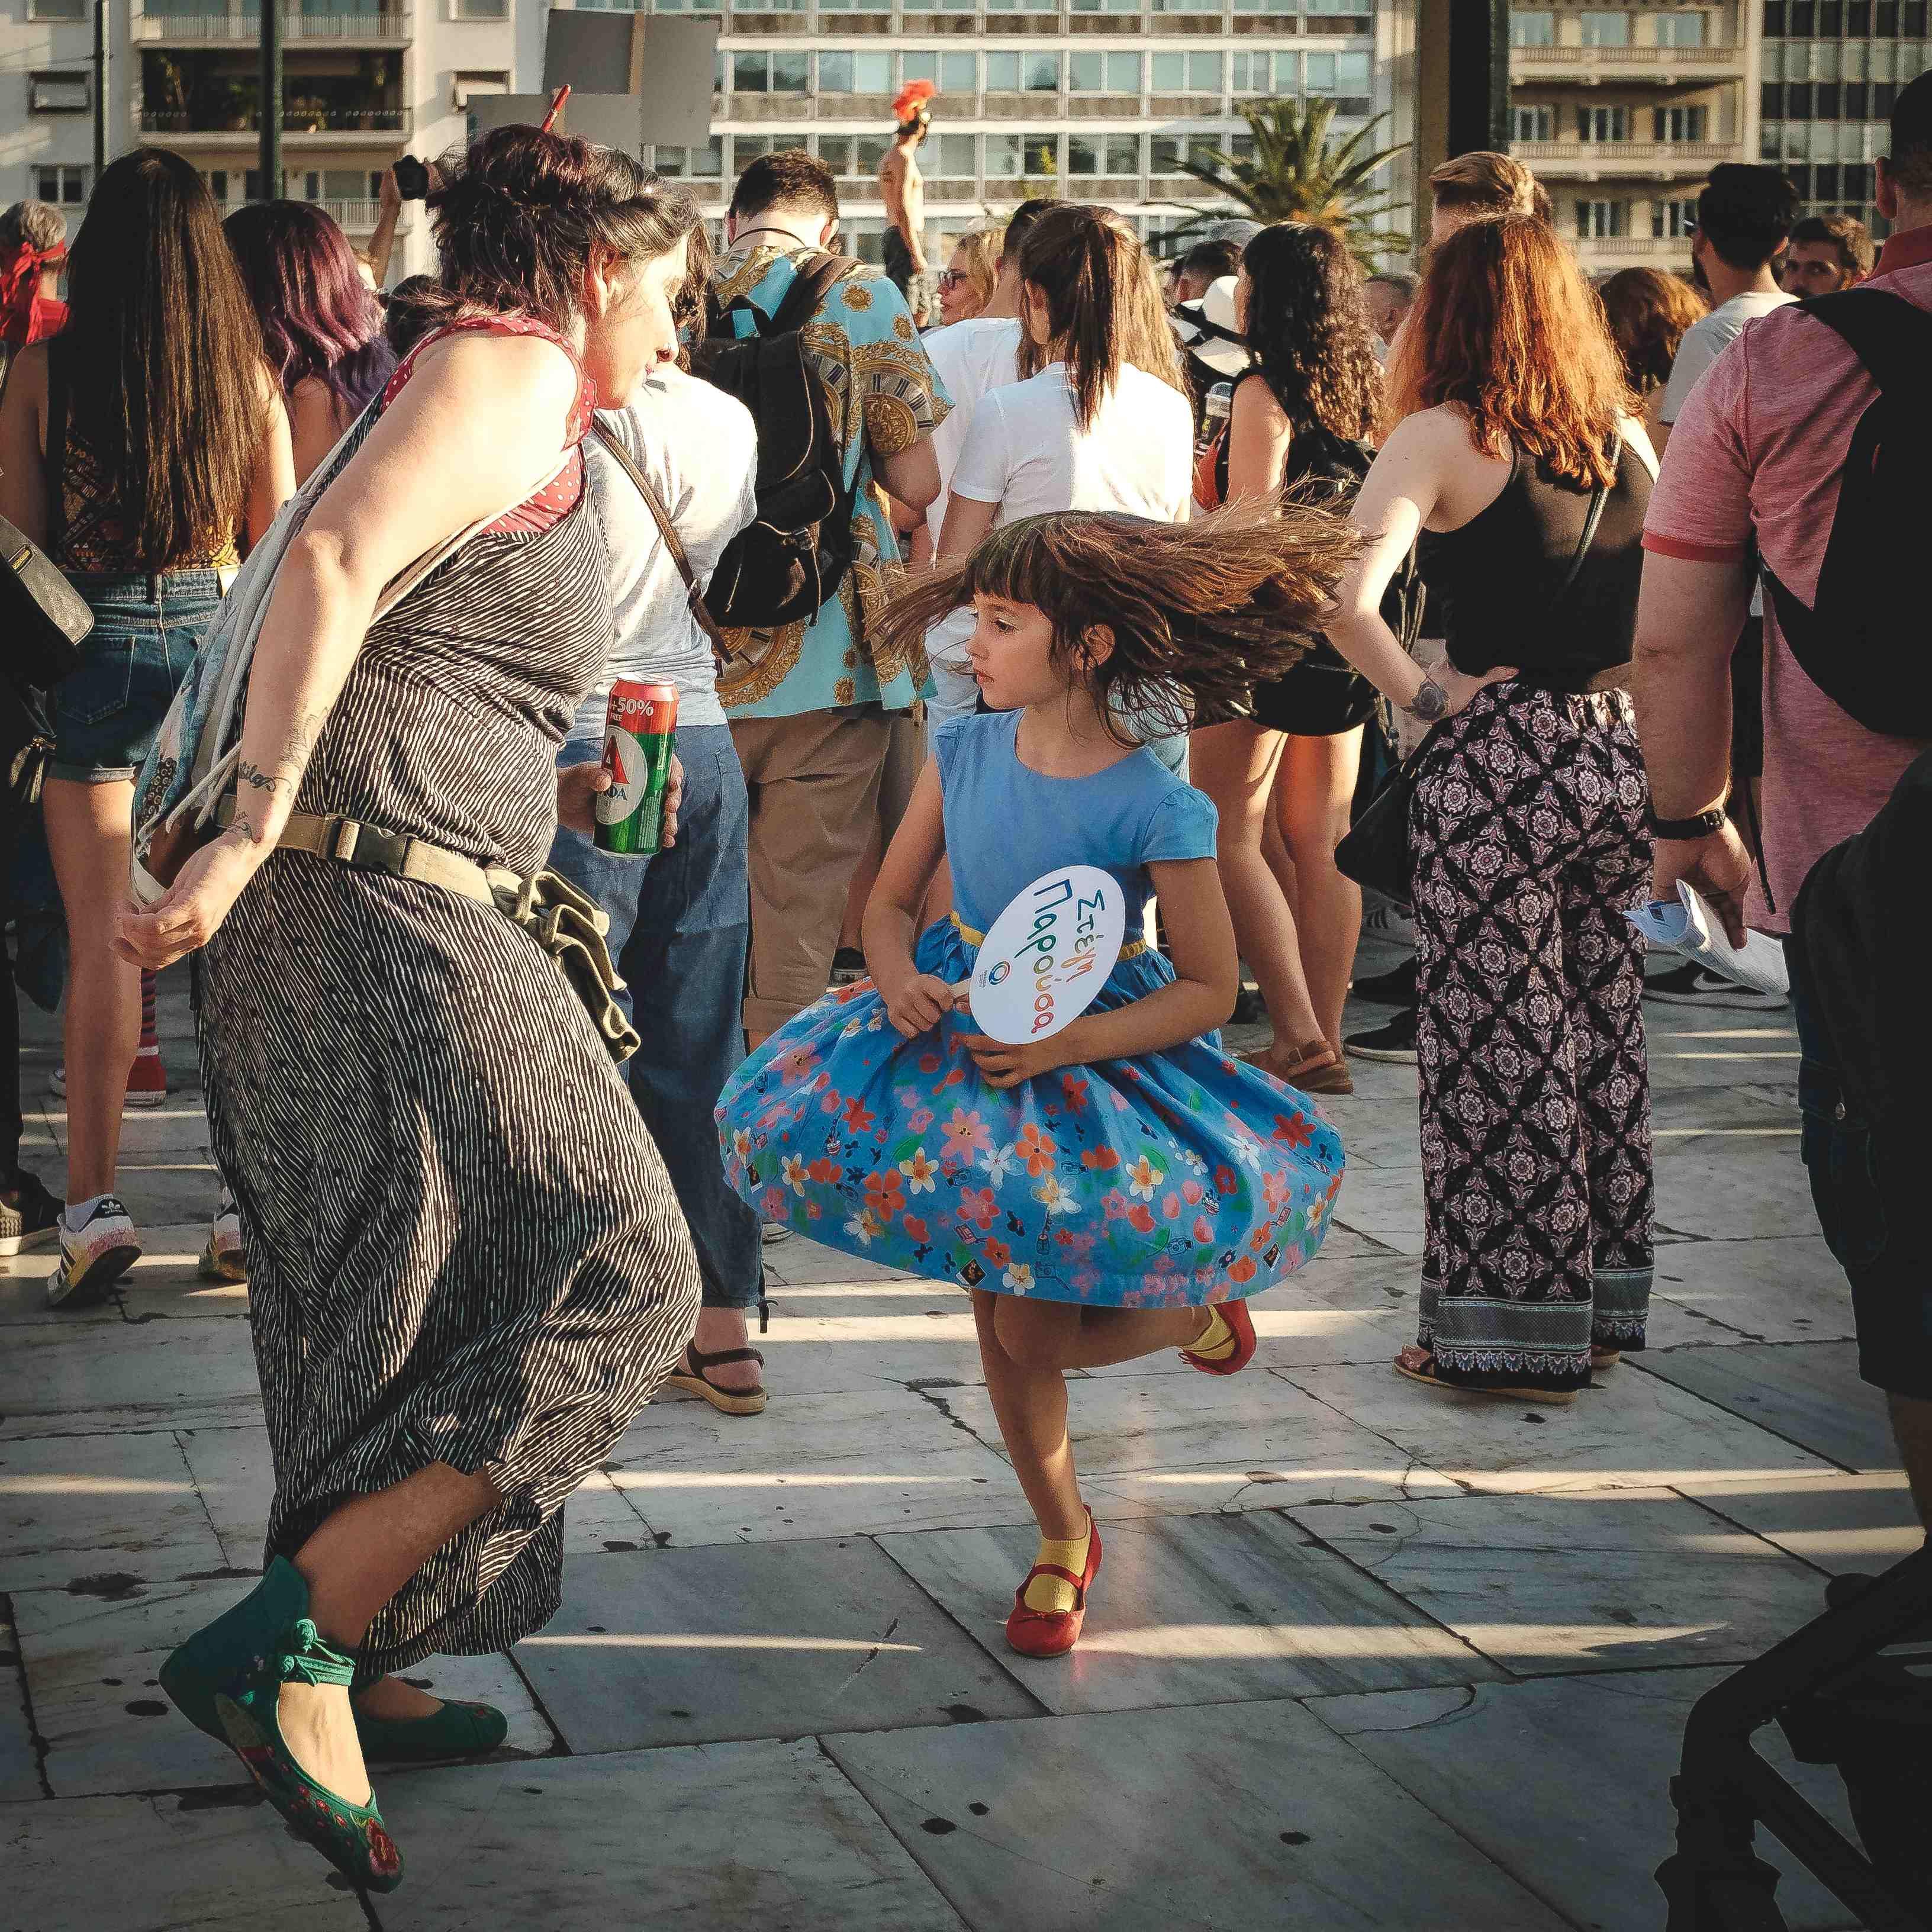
[1069,133,1142,175]
[1512,104,1554,140]
[1151,51,1226,94]
[1233,51,1292,94]
[1576,198,1630,237]
[900,53,976,93]
[1656,10,1708,44]
[1580,10,1632,45]
[984,51,1062,91]
[32,165,89,207]
[451,0,508,17]
[1579,105,1630,140]
[815,134,893,178]
[930,133,977,178]
[1068,51,1143,94]
[984,133,1061,179]
[1653,197,1698,237]
[730,51,810,95]
[1070,0,1144,11]
[816,52,893,94]
[984,0,1058,12]
[27,0,86,17]
[1151,0,1224,12]
[1305,50,1371,111]
[29,71,91,114]
[653,137,723,179]
[1511,9,1556,44]
[901,0,978,11]
[1232,0,1302,13]
[1656,105,1708,141]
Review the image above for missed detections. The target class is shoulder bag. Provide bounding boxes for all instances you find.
[1335,433,1621,901]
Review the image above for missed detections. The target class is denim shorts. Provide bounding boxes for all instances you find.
[51,570,224,784]
[1792,968,1932,1401]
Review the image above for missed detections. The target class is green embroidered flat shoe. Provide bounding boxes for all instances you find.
[355,1694,508,1763]
[160,1555,311,1743]
[213,1617,404,1895]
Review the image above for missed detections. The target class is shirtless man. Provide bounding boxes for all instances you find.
[880,81,934,310]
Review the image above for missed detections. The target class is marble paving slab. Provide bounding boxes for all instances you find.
[1306,1096,1421,1171]
[1308,1670,1861,1932]
[1653,1131,1820,1243]
[1647,1081,1799,1134]
[1328,1167,1425,1257]
[826,1698,1567,1932]
[0,1316,263,1440]
[1279,1358,1834,1495]
[1649,1236,1856,1344]
[1290,1489,1833,1675]
[941,1369,1461,1518]
[1635,1343,1898,1474]
[1643,1021,1801,1091]
[603,1384,1035,1545]
[172,1424,272,1570]
[375,1735,965,1931]
[1673,1470,1924,1576]
[881,1509,1495,1714]
[1,1792,371,1932]
[514,1540,1035,1754]
[0,1431,224,1591]
[749,1303,993,1398]
[558,1466,658,1555]
[0,1597,37,1801]
[762,1237,927,1287]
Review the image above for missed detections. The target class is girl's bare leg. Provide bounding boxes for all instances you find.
[972,1290,1086,1541]
[1277,727,1366,1051]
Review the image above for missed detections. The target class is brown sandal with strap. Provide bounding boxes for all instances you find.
[665,1341,768,1416]
[1239,1036,1354,1096]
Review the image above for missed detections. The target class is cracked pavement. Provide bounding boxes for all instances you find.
[0,958,1914,1929]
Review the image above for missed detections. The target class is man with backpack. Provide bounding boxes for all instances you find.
[1635,73,1932,1534]
[707,151,946,1046]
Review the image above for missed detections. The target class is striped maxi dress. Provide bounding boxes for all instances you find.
[197,317,701,1679]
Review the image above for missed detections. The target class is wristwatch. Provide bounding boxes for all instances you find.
[1646,804,1730,841]
[1403,675,1450,723]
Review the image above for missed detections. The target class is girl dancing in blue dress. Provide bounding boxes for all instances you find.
[719,508,1358,1658]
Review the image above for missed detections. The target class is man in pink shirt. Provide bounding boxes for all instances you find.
[1635,73,1932,1528]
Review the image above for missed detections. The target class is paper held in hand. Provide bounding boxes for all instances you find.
[969,865,1126,1045]
[1624,881,1790,999]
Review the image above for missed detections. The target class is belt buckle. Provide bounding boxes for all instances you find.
[331,818,414,875]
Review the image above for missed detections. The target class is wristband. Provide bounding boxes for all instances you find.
[1646,805,1728,841]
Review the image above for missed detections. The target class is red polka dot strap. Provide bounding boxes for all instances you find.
[379,313,596,534]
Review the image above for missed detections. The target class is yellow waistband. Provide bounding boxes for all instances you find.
[951,911,1148,961]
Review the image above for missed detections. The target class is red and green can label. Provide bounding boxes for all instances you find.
[595,680,678,855]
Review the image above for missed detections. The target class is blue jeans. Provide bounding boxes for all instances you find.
[1792,961,1932,1400]
[549,722,762,1312]
[51,570,224,783]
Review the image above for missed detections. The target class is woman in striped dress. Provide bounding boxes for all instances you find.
[117,130,704,1893]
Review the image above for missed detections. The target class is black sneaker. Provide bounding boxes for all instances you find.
[1643,958,1788,1012]
[828,947,867,988]
[1351,956,1418,1006]
[1231,984,1267,1027]
[1345,1006,1418,1064]
[0,1168,60,1257]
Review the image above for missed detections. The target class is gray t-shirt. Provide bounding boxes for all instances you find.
[1658,290,1795,426]
[574,367,758,740]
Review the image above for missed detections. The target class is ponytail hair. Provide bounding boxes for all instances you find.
[877,505,1361,744]
[423,125,703,334]
[1015,204,1145,430]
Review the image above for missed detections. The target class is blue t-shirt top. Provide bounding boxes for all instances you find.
[933,710,1219,936]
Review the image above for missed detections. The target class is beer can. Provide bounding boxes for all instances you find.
[595,680,678,856]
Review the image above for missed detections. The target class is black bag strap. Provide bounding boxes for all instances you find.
[1796,288,1932,397]
[588,421,740,671]
[767,249,849,338]
[1553,428,1620,610]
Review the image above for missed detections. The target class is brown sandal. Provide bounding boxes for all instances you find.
[1241,1036,1354,1096]
[1392,1347,1578,1406]
[665,1341,768,1416]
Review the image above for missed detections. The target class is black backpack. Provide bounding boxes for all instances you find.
[693,251,856,634]
[1760,289,1932,735]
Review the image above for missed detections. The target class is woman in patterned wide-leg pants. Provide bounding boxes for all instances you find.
[1409,684,1654,1396]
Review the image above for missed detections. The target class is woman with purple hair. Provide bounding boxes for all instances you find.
[226,201,396,484]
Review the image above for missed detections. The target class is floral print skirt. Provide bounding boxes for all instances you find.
[716,919,1346,1309]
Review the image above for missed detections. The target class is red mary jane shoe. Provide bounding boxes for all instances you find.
[1004,1511,1103,1660]
[1181,1298,1255,1376]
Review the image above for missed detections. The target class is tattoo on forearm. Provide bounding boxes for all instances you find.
[220,810,273,850]
[284,706,329,771]
[234,708,331,805]
[236,761,289,796]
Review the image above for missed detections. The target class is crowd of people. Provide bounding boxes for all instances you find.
[1,73,1928,1899]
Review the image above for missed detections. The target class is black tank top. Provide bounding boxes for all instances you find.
[1417,437,1652,688]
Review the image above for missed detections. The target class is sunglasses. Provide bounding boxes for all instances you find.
[936,269,967,292]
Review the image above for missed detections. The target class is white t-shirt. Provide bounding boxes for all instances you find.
[920,315,1023,548]
[950,360,1195,527]
[1658,290,1795,426]
[575,368,758,740]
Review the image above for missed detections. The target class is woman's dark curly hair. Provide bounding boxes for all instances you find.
[878,506,1361,745]
[420,124,704,334]
[1598,266,1706,397]
[1239,222,1382,442]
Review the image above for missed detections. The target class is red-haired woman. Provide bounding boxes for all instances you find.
[116,130,705,1891]
[1324,215,1656,1406]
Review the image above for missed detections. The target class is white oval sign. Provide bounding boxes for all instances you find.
[968,864,1126,1045]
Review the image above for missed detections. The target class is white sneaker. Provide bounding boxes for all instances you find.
[199,1188,247,1283]
[49,1195,141,1309]
[1360,900,1417,948]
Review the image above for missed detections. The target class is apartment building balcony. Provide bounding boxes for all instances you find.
[1510,43,1743,87]
[134,7,411,45]
[1515,139,1744,180]
[140,49,408,148]
[141,107,412,147]
[1571,233,1694,267]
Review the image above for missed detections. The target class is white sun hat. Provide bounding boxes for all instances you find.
[1172,274,1252,380]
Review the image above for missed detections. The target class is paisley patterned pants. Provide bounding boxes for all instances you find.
[1408,682,1654,1394]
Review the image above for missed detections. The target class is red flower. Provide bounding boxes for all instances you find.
[1181,1178,1205,1205]
[1081,1147,1120,1171]
[1060,1074,1090,1113]
[1102,1189,1130,1221]
[1193,1216,1215,1243]
[864,1168,905,1222]
[957,1186,997,1229]
[1161,1193,1182,1221]
[1127,1203,1155,1234]
[845,1097,877,1134]
[1214,1165,1239,1195]
[1228,1255,1257,1284]
[1273,1112,1315,1149]
[903,1215,929,1243]
[807,1157,845,1185]
[983,1236,1012,1267]
[919,1052,942,1074]
[820,1089,845,1115]
[1017,1122,1058,1176]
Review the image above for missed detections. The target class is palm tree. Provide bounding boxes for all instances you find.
[1170,98,1411,270]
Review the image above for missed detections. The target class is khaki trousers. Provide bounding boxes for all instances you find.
[731,704,893,1038]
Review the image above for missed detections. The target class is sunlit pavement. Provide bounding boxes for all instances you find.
[0,951,1914,1930]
